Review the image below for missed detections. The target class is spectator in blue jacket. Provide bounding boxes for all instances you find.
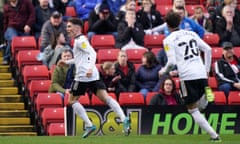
[105,0,126,15]
[136,51,162,99]
[74,0,102,21]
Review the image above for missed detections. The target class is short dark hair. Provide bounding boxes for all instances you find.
[165,10,181,29]
[67,17,83,28]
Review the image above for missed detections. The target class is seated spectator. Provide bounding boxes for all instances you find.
[74,0,102,21]
[149,7,205,38]
[34,0,55,40]
[214,42,240,97]
[191,6,213,33]
[41,32,72,69]
[172,0,187,16]
[37,11,70,60]
[99,61,121,95]
[136,0,164,30]
[3,0,35,65]
[136,51,162,99]
[49,49,75,100]
[116,0,136,23]
[115,9,146,50]
[149,76,183,105]
[215,5,240,46]
[115,50,136,96]
[87,2,118,41]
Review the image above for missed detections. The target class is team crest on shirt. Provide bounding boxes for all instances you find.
[81,42,87,49]
[164,44,169,52]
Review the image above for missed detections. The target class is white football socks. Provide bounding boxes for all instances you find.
[72,102,93,127]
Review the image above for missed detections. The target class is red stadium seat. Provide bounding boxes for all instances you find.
[41,107,64,133]
[79,93,91,106]
[185,5,207,16]
[97,49,120,63]
[203,33,220,46]
[172,77,180,90]
[35,93,63,116]
[213,91,227,105]
[22,65,49,87]
[151,48,163,56]
[211,47,223,64]
[48,123,65,136]
[228,92,240,105]
[146,92,158,105]
[234,47,240,57]
[185,0,204,5]
[65,6,77,17]
[91,34,115,50]
[119,92,145,105]
[49,64,56,79]
[16,50,42,74]
[155,0,173,5]
[11,36,37,63]
[144,34,165,49]
[125,49,148,63]
[28,80,52,102]
[83,21,89,35]
[91,93,117,106]
[156,5,172,16]
[134,63,142,72]
[208,77,218,90]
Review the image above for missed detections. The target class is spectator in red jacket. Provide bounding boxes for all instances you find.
[3,0,35,64]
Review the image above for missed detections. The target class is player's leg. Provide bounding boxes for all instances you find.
[70,81,96,138]
[92,80,131,135]
[181,79,221,142]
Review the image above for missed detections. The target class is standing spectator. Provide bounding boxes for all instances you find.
[116,0,136,23]
[115,9,145,50]
[3,0,35,64]
[115,50,136,96]
[99,61,121,94]
[87,2,117,41]
[136,0,164,30]
[215,5,240,46]
[191,6,213,33]
[49,0,69,15]
[49,49,75,100]
[149,76,183,105]
[214,42,240,97]
[37,11,70,60]
[41,32,72,69]
[136,51,162,99]
[34,0,55,40]
[74,0,102,21]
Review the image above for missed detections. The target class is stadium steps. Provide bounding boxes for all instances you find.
[0,52,37,136]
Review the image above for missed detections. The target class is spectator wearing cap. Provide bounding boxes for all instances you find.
[214,42,240,97]
[3,0,35,65]
[34,0,55,40]
[74,0,102,21]
[87,2,118,41]
[215,5,240,47]
[37,11,70,61]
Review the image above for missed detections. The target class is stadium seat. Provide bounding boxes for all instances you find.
[146,92,158,105]
[49,64,56,79]
[203,33,220,46]
[11,36,37,63]
[156,5,172,16]
[213,91,227,105]
[144,34,165,49]
[37,36,42,50]
[185,0,204,5]
[41,107,64,133]
[83,21,89,35]
[151,48,163,56]
[91,93,117,106]
[234,47,240,57]
[155,0,173,5]
[27,80,52,103]
[97,49,120,63]
[185,5,206,16]
[65,6,77,17]
[134,63,142,72]
[22,65,49,87]
[119,92,145,105]
[228,92,240,105]
[35,93,63,116]
[91,34,115,50]
[211,47,223,64]
[172,77,180,90]
[125,49,148,63]
[208,77,218,90]
[48,123,65,136]
[79,93,91,106]
[16,50,42,74]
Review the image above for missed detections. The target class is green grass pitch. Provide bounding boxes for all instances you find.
[0,134,239,144]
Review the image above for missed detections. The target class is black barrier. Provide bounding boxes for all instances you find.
[66,105,240,136]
